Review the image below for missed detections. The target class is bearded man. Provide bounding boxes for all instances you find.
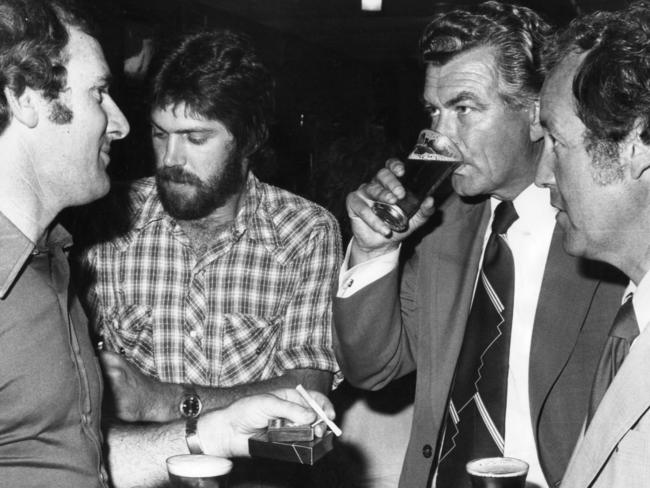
[76,29,341,488]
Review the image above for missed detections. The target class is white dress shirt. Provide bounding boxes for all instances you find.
[338,185,557,488]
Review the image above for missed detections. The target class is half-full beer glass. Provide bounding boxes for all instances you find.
[166,454,233,488]
[466,457,529,488]
[372,129,462,232]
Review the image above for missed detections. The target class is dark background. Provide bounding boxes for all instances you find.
[88,0,627,240]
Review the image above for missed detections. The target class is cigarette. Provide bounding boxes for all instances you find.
[296,384,342,437]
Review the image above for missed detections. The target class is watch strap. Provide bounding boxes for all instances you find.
[185,416,205,454]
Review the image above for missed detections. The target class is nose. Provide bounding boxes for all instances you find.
[535,139,556,188]
[161,136,182,167]
[430,111,458,141]
[105,95,130,141]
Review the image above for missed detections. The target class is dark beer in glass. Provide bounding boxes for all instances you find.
[372,129,461,233]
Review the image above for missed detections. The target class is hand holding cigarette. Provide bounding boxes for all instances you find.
[296,384,342,437]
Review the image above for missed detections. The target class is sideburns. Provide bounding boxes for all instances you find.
[584,134,624,186]
[49,100,73,125]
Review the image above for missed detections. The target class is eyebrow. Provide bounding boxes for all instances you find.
[444,91,488,109]
[150,121,216,134]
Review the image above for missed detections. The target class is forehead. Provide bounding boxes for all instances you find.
[151,103,229,132]
[63,27,110,86]
[423,46,501,103]
[540,52,586,132]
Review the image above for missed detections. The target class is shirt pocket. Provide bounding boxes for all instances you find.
[102,304,154,356]
[213,313,280,386]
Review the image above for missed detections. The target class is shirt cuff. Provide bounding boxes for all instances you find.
[337,239,400,298]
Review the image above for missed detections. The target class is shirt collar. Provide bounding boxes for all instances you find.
[0,212,72,298]
[628,272,650,335]
[489,184,556,232]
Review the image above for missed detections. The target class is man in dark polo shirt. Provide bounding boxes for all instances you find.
[0,1,333,487]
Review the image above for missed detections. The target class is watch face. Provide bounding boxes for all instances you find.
[181,395,202,418]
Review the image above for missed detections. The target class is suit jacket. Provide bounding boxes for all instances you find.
[333,195,625,488]
[561,307,650,488]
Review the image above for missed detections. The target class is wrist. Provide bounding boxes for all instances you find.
[350,238,399,267]
[180,386,204,454]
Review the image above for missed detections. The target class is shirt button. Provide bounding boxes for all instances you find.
[190,330,198,339]
[255,346,264,355]
[422,444,433,458]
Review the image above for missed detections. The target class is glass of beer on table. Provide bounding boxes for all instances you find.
[166,454,233,488]
[372,128,462,233]
[465,457,529,488]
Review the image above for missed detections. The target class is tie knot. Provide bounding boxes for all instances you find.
[491,201,518,235]
[610,296,639,342]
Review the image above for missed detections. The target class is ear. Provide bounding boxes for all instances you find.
[627,121,650,180]
[528,100,544,143]
[3,86,39,129]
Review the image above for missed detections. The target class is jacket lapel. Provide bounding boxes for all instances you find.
[562,326,650,487]
[529,226,603,422]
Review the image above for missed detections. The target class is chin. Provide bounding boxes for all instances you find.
[561,233,589,258]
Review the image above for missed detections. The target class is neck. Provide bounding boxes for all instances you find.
[0,136,60,241]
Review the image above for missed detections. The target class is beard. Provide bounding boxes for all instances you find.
[156,148,245,221]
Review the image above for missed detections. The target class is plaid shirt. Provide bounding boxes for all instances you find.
[82,174,342,387]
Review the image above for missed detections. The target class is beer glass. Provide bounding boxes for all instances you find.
[372,129,462,233]
[166,454,233,488]
[465,457,529,488]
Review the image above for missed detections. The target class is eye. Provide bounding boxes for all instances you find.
[456,105,473,115]
[151,128,167,140]
[425,106,440,121]
[93,86,108,103]
[187,134,208,145]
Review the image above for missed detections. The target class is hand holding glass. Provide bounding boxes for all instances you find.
[372,129,462,232]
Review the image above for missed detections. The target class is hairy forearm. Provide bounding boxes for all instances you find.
[144,369,332,422]
[105,420,186,488]
[197,369,332,411]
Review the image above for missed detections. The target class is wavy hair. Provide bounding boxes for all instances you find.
[543,2,650,146]
[150,30,274,164]
[0,0,93,134]
[420,1,553,109]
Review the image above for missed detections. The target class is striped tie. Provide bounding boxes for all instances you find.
[436,200,518,488]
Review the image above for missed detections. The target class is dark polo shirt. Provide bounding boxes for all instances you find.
[0,213,107,487]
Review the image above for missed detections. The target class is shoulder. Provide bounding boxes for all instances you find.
[258,181,340,236]
[73,177,157,249]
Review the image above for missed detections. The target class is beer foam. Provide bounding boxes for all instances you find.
[408,151,460,162]
[167,454,233,477]
[466,457,528,478]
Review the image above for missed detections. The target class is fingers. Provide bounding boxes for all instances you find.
[347,191,394,239]
[271,388,335,421]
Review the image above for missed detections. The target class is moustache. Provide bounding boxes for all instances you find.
[157,167,202,186]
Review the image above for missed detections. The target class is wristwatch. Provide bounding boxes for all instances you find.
[180,387,204,454]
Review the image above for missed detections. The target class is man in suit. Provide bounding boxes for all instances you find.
[535,3,650,487]
[333,2,625,487]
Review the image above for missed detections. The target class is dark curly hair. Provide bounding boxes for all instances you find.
[543,1,650,147]
[419,1,553,109]
[0,0,93,134]
[150,30,275,164]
